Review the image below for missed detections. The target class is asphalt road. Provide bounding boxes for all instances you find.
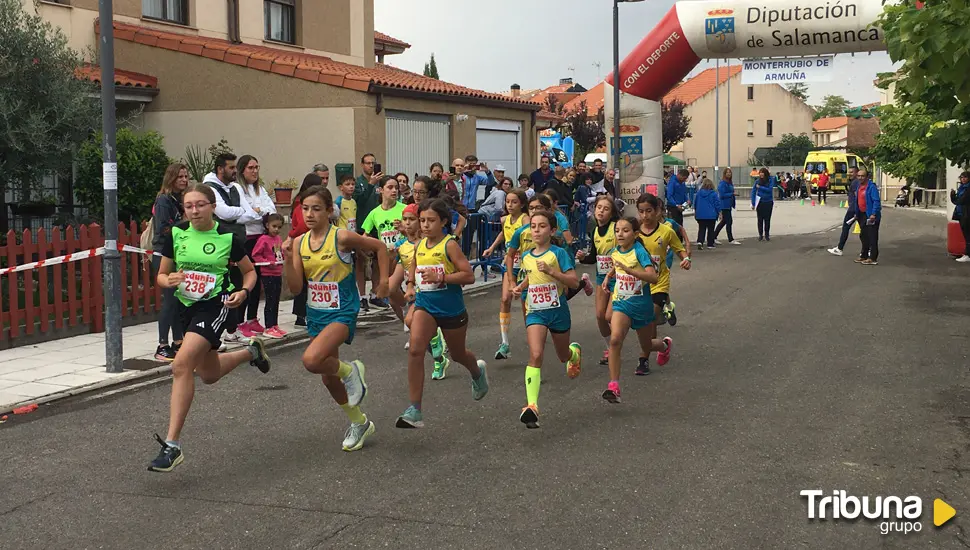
[1,208,968,549]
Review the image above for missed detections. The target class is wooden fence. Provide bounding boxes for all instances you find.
[0,222,160,348]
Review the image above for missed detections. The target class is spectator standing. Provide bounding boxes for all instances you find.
[817,168,829,204]
[353,153,387,311]
[530,156,555,193]
[590,158,605,185]
[949,171,970,262]
[545,166,572,208]
[713,167,740,245]
[827,167,861,256]
[854,167,881,265]
[283,173,324,326]
[312,163,330,186]
[750,168,775,241]
[666,169,689,226]
[395,173,411,203]
[150,163,188,361]
[484,164,505,199]
[236,155,277,338]
[694,179,720,249]
[603,168,618,199]
[517,173,535,200]
[203,153,261,345]
[478,177,510,222]
[250,213,286,338]
[460,155,491,212]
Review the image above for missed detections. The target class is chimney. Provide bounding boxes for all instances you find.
[559,77,573,85]
[510,83,520,98]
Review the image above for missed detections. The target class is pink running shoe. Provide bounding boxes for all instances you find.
[263,326,287,339]
[657,337,673,366]
[237,321,256,338]
[581,273,594,296]
[602,381,621,403]
[248,319,265,334]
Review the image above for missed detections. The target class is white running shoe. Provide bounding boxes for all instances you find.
[827,247,843,256]
[714,240,722,245]
[342,360,367,407]
[223,331,249,344]
[957,255,970,263]
[729,240,742,245]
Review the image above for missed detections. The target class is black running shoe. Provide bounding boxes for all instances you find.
[248,339,271,373]
[635,359,651,376]
[294,316,307,327]
[360,298,370,313]
[154,344,176,362]
[519,404,540,429]
[148,434,183,472]
[369,297,390,308]
[667,309,678,326]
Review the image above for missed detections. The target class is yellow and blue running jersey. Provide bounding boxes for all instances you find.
[518,245,574,313]
[414,235,464,317]
[591,221,616,285]
[300,227,359,340]
[637,223,684,295]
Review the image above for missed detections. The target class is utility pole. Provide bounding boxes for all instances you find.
[612,0,621,175]
[99,0,123,373]
[726,58,731,169]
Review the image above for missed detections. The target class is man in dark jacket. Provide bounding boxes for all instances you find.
[666,169,689,226]
[828,167,862,256]
[951,171,970,262]
[529,155,555,193]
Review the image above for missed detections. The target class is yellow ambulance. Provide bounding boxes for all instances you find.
[803,151,867,193]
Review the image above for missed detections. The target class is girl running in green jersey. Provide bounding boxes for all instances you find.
[287,185,390,452]
[397,199,489,428]
[148,183,271,473]
[601,217,661,404]
[511,209,582,429]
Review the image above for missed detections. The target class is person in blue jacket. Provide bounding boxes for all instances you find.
[694,179,721,249]
[950,171,970,262]
[853,167,882,264]
[828,167,862,256]
[666,169,689,226]
[750,168,775,241]
[713,167,740,245]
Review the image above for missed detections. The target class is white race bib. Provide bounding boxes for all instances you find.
[347,219,357,232]
[308,281,340,310]
[512,252,522,270]
[381,230,400,249]
[528,282,560,311]
[615,272,643,297]
[416,264,445,292]
[651,255,662,269]
[179,270,217,302]
[596,254,614,275]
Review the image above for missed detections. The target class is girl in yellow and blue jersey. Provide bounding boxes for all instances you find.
[481,189,529,361]
[636,193,689,376]
[285,186,390,453]
[575,195,620,366]
[397,198,490,429]
[511,210,583,429]
[600,217,665,404]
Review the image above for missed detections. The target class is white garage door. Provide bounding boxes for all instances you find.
[477,119,521,200]
[385,111,450,180]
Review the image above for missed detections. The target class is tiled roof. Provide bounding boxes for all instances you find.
[564,82,604,115]
[812,116,848,131]
[664,65,742,105]
[97,20,537,109]
[75,65,158,88]
[374,31,410,49]
[536,109,565,123]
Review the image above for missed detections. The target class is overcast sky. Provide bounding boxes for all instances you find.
[374,0,898,108]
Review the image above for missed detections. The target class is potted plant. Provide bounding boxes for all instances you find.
[272,178,299,205]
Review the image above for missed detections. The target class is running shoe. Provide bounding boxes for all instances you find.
[429,331,445,362]
[359,298,370,313]
[765,237,771,242]
[218,342,228,352]
[154,344,176,362]
[237,321,256,339]
[714,239,722,245]
[581,273,594,296]
[342,360,367,407]
[148,434,183,473]
[248,338,271,373]
[295,316,307,327]
[827,247,843,256]
[223,331,249,344]
[862,259,878,266]
[665,301,678,327]
[342,420,376,452]
[431,356,450,380]
[172,342,181,355]
[602,381,621,404]
[758,236,764,242]
[248,320,266,334]
[369,297,390,308]
[599,349,609,366]
[395,405,424,428]
[635,358,651,376]
[495,342,510,360]
[566,342,582,379]
[854,257,866,263]
[471,361,489,400]
[263,326,287,339]
[657,337,673,366]
[404,339,410,351]
[519,404,540,429]
[729,240,742,246]
[957,255,970,263]
[439,328,449,355]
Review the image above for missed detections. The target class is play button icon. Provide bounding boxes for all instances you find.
[934,499,956,527]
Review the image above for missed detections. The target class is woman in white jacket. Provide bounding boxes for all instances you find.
[236,155,277,338]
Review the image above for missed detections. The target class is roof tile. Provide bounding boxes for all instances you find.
[812,116,848,131]
[99,20,537,109]
[664,65,742,105]
[374,31,411,49]
[76,65,158,88]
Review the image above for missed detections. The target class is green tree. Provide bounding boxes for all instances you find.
[757,133,815,165]
[785,83,810,102]
[422,54,439,79]
[0,0,99,231]
[74,128,170,223]
[812,95,851,120]
[544,95,565,116]
[560,101,605,161]
[661,99,692,153]
[878,0,970,167]
[871,103,937,183]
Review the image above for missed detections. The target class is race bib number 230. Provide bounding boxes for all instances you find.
[308,281,340,310]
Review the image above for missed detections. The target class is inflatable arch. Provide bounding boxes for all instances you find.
[605,0,888,204]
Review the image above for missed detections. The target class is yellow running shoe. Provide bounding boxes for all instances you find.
[566,342,582,379]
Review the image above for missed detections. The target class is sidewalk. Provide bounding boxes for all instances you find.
[0,275,503,413]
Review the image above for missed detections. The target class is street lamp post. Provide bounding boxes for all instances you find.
[613,0,644,176]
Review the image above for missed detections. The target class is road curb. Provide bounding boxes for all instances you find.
[0,279,504,415]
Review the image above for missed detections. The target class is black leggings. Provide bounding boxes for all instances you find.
[817,188,827,204]
[756,201,773,238]
[151,255,184,345]
[961,217,970,255]
[696,219,716,246]
[713,208,734,242]
[261,276,282,327]
[241,236,262,322]
[857,213,880,261]
[293,281,307,320]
